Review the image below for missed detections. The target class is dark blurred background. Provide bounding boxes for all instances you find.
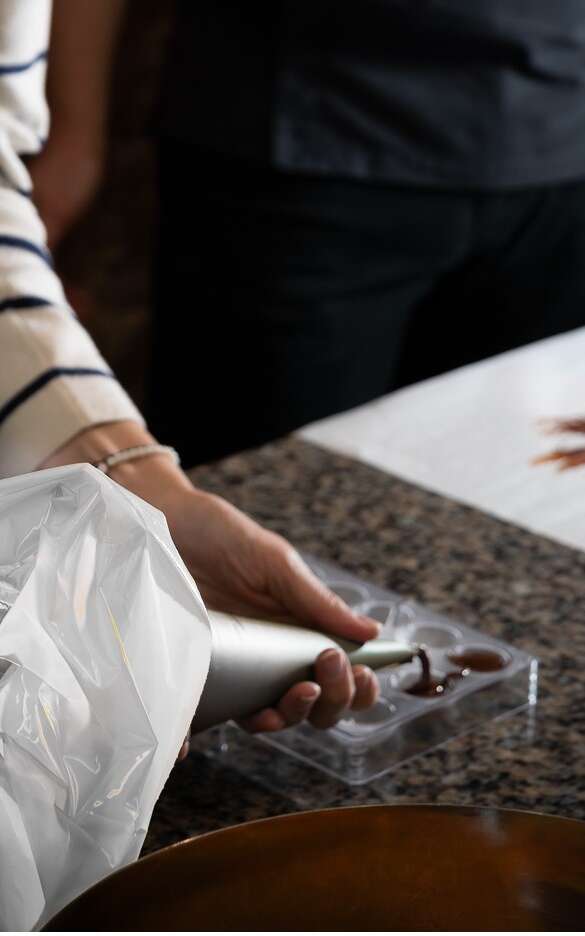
[52,2,585,448]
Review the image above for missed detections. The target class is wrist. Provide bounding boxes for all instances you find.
[40,420,155,467]
[110,450,196,517]
[38,420,213,541]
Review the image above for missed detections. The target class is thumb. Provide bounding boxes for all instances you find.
[272,547,381,643]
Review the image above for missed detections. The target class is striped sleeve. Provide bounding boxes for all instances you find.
[0,0,144,478]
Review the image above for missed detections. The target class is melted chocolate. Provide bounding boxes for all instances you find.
[408,647,471,697]
[408,675,448,698]
[417,647,431,686]
[448,649,508,672]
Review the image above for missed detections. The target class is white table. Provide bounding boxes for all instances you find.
[300,327,585,553]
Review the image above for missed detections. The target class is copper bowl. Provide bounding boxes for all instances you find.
[46,804,585,931]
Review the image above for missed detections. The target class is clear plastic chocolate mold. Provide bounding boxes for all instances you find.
[206,556,539,786]
[327,581,369,607]
[336,698,398,736]
[303,557,329,580]
[408,623,461,648]
[361,600,399,630]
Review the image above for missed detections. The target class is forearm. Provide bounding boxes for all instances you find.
[0,175,144,481]
[39,420,199,517]
[38,421,243,590]
[47,0,127,145]
[0,1,143,479]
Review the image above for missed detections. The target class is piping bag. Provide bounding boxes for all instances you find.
[0,465,212,931]
[192,611,419,731]
[0,463,414,930]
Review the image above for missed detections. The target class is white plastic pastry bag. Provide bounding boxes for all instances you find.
[0,464,211,931]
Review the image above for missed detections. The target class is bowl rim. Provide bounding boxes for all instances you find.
[44,802,585,930]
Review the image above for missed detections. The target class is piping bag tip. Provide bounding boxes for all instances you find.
[347,639,420,670]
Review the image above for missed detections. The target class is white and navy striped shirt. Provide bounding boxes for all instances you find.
[0,0,143,478]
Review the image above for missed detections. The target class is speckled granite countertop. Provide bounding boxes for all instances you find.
[143,438,585,854]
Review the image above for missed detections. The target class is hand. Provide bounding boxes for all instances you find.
[239,652,379,734]
[41,423,381,738]
[167,489,380,733]
[27,130,105,249]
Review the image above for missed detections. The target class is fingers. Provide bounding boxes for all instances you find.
[308,648,356,729]
[277,681,322,726]
[351,665,380,711]
[238,660,380,736]
[272,543,381,643]
[238,708,287,734]
[309,654,379,728]
[239,683,322,734]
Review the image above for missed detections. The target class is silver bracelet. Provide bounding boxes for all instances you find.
[93,443,181,475]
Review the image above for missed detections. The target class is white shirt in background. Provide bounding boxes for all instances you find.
[0,0,143,479]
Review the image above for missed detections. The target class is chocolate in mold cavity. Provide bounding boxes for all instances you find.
[448,648,508,673]
[407,647,470,697]
[407,669,470,698]
[407,675,447,698]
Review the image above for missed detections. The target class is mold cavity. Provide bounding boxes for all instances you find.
[327,582,369,607]
[447,646,511,673]
[353,698,397,723]
[396,647,472,698]
[407,673,450,698]
[336,698,397,735]
[410,623,461,648]
[405,668,470,698]
[397,664,448,698]
[361,601,397,627]
[395,603,417,628]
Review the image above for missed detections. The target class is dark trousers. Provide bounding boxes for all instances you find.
[147,140,585,467]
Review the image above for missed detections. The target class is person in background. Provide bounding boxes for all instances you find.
[0,0,380,749]
[31,1,585,466]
